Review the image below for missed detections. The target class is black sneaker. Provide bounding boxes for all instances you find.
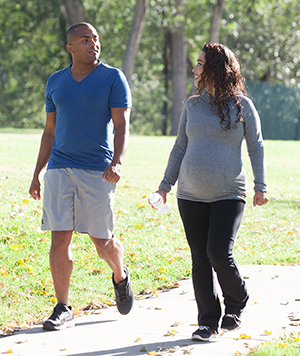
[221,314,241,331]
[192,326,215,342]
[112,265,134,315]
[43,303,75,331]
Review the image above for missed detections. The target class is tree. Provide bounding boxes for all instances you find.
[170,0,187,135]
[219,0,300,86]
[0,0,68,128]
[209,0,226,43]
[122,0,149,87]
[60,0,86,29]
[1,0,300,134]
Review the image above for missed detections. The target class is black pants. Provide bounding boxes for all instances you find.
[178,199,249,331]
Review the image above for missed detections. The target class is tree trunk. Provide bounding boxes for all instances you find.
[209,0,225,43]
[122,0,149,87]
[170,0,187,136]
[162,31,171,135]
[60,0,86,29]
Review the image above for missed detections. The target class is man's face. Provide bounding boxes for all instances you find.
[67,25,101,63]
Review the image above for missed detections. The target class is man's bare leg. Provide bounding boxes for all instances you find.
[89,235,125,283]
[90,234,133,315]
[50,230,73,305]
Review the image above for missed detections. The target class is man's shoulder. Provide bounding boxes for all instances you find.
[97,62,125,79]
[48,66,69,82]
[99,62,120,73]
[95,63,129,92]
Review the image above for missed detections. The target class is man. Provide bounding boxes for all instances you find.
[29,22,133,331]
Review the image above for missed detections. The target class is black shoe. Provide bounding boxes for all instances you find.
[43,303,75,331]
[192,326,216,342]
[112,265,134,315]
[221,314,241,331]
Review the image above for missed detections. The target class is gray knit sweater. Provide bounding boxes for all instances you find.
[159,92,267,203]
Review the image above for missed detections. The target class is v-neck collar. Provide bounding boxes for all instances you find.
[67,61,102,84]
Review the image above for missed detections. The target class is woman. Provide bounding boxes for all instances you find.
[153,43,268,342]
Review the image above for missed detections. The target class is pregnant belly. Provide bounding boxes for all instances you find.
[178,157,246,199]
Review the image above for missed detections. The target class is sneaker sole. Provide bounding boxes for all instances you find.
[221,325,241,332]
[192,334,211,342]
[43,319,75,331]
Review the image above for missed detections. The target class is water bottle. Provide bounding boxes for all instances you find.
[149,192,169,214]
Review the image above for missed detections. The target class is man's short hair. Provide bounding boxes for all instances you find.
[67,22,92,44]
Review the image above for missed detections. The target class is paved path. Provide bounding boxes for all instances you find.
[1,265,299,356]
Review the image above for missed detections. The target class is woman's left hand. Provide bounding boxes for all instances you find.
[253,191,269,207]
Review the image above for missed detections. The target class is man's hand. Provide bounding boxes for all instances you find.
[253,191,269,207]
[102,162,122,183]
[29,177,41,200]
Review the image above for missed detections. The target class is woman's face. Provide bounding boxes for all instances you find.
[192,51,206,87]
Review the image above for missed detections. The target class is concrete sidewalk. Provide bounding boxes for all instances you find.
[1,265,299,356]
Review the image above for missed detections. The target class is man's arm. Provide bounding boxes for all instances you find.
[102,107,131,183]
[29,112,56,200]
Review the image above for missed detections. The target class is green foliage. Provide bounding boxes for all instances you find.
[0,133,299,329]
[220,0,300,85]
[248,330,300,356]
[0,0,299,133]
[0,0,69,128]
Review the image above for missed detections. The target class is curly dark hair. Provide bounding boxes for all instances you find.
[195,43,247,130]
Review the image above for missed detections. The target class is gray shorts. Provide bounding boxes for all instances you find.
[41,168,116,239]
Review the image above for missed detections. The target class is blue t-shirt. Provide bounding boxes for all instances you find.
[45,61,132,171]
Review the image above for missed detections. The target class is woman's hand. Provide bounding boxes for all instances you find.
[148,189,168,209]
[253,191,269,207]
[156,189,167,204]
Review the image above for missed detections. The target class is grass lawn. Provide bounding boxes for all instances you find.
[0,132,299,331]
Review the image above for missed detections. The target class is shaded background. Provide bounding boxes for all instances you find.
[0,0,299,139]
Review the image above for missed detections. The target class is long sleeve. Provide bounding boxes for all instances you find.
[243,97,267,192]
[159,104,188,192]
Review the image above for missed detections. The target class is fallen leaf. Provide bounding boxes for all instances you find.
[280,301,289,305]
[164,330,176,336]
[183,350,192,355]
[83,300,104,310]
[278,343,287,348]
[104,299,116,306]
[91,309,102,315]
[172,282,181,288]
[135,338,141,342]
[240,333,252,339]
